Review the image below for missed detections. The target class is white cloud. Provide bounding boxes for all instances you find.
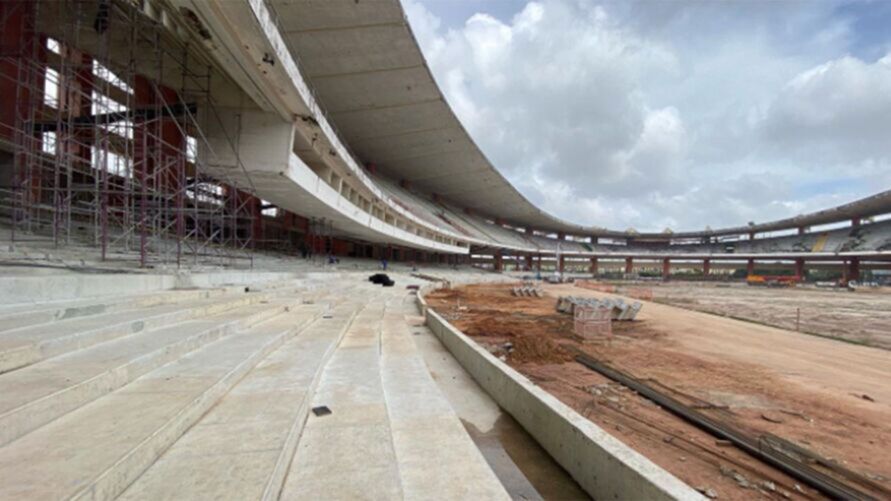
[403,0,891,231]
[761,54,891,161]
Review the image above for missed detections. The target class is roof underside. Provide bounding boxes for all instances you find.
[267,0,577,231]
[268,0,891,238]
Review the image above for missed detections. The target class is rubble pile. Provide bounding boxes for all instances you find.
[511,283,543,297]
[556,296,642,321]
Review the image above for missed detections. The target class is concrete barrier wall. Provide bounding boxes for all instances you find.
[418,287,704,501]
[0,271,306,305]
[0,274,178,305]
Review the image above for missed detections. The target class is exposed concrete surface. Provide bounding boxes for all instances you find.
[0,270,302,305]
[282,283,507,500]
[380,297,508,500]
[0,302,311,499]
[412,311,590,500]
[120,304,356,500]
[1,264,711,501]
[421,286,704,501]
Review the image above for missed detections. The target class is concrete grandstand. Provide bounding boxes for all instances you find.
[1,1,890,500]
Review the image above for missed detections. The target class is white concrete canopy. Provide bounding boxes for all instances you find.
[267,0,891,239]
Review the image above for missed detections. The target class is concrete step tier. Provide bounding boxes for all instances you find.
[0,299,298,447]
[119,303,360,500]
[0,305,321,500]
[0,287,304,374]
[281,291,507,500]
[0,272,510,500]
[0,287,231,334]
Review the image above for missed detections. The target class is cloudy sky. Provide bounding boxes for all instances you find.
[402,0,891,232]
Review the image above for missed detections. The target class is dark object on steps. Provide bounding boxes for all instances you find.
[368,273,389,284]
[312,406,332,417]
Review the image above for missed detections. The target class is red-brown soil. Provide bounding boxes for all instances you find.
[426,283,891,500]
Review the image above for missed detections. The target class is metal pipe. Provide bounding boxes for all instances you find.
[574,352,876,500]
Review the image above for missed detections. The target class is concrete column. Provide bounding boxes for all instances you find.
[849,257,861,282]
[252,197,264,244]
[749,232,756,241]
[798,227,806,235]
[795,258,805,280]
[662,258,671,281]
[590,236,599,244]
[494,252,503,272]
[852,217,861,228]
[589,257,598,275]
[536,254,542,272]
[525,254,533,270]
[557,232,565,240]
[0,2,36,144]
[703,258,711,276]
[747,259,755,276]
[625,257,633,275]
[525,227,534,235]
[558,255,565,274]
[205,107,296,174]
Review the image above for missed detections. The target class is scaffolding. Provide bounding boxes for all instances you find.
[0,0,264,268]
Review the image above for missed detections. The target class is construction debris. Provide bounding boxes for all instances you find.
[574,352,883,501]
[511,283,543,297]
[311,406,332,417]
[573,305,612,341]
[556,296,642,321]
[368,273,395,287]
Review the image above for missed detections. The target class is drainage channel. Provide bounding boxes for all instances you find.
[412,324,589,500]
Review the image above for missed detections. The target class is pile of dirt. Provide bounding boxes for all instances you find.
[509,335,573,365]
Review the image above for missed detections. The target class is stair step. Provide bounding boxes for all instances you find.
[281,299,407,500]
[0,307,320,500]
[0,287,235,334]
[0,300,296,447]
[378,302,508,499]
[0,289,295,374]
[119,304,359,500]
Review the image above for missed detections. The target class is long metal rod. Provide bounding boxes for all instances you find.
[573,352,876,500]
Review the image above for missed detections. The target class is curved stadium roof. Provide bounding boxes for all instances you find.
[268,0,891,240]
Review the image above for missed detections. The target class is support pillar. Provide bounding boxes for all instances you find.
[746,259,755,276]
[662,258,671,281]
[852,217,861,228]
[525,254,533,271]
[589,257,598,276]
[703,258,711,276]
[536,254,542,273]
[558,255,566,274]
[625,257,633,275]
[494,252,503,272]
[849,257,861,282]
[795,258,805,280]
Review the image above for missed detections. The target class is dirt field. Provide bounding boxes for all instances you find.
[426,283,891,500]
[646,282,891,349]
